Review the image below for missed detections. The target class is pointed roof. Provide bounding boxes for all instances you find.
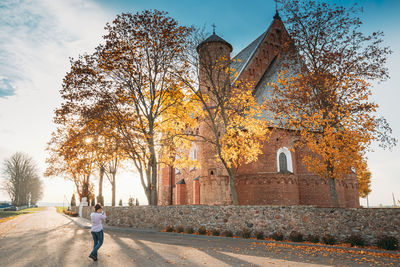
[254,54,279,95]
[176,179,186,185]
[231,13,284,82]
[196,34,233,53]
[231,30,268,81]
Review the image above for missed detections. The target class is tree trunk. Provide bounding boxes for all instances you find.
[144,189,151,205]
[82,184,89,202]
[111,173,116,206]
[227,169,239,205]
[326,163,339,207]
[82,175,91,202]
[150,161,158,205]
[97,166,105,205]
[148,137,158,206]
[16,179,20,206]
[145,165,157,205]
[328,176,339,207]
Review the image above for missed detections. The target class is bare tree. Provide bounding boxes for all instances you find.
[29,175,43,205]
[1,152,43,206]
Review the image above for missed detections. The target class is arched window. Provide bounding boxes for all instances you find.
[279,152,287,172]
[189,143,197,160]
[175,153,181,174]
[277,147,293,173]
[189,143,197,171]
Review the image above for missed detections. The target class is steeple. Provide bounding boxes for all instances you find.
[273,0,281,20]
[273,10,281,20]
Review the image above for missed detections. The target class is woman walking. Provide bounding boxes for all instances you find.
[89,203,106,261]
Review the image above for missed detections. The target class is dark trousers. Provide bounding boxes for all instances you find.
[90,230,104,256]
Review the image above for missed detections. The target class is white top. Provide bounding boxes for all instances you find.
[90,211,106,232]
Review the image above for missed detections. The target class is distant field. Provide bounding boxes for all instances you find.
[0,211,23,219]
[0,207,44,223]
[0,211,25,223]
[22,207,45,212]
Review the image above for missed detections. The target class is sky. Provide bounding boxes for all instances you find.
[0,0,399,207]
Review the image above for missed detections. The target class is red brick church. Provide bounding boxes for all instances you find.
[158,12,360,208]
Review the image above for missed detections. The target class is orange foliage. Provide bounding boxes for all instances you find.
[268,0,394,206]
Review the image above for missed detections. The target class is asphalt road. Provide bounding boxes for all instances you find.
[0,207,399,267]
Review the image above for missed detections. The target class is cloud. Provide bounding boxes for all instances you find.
[0,0,113,202]
[0,76,16,97]
[0,0,111,98]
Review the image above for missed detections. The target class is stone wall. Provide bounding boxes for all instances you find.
[74,205,400,245]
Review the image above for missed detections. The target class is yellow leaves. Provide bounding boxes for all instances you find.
[161,60,272,172]
[267,67,378,180]
[210,86,272,168]
[357,160,371,198]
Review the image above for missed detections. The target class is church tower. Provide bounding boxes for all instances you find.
[196,28,233,96]
[196,30,234,204]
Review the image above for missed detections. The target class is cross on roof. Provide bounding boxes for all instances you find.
[273,0,281,20]
[211,23,216,35]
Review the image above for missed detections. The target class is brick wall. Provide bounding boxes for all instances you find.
[75,205,400,245]
[159,128,360,207]
[200,175,231,205]
[158,166,174,206]
[176,183,186,205]
[193,179,200,204]
[235,173,300,205]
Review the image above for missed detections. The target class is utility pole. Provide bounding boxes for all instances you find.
[366,195,369,208]
[392,193,397,207]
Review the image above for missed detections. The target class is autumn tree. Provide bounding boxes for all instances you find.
[98,10,192,205]
[165,31,271,205]
[45,125,96,202]
[56,10,193,205]
[53,52,125,207]
[358,171,371,198]
[103,146,120,206]
[85,120,122,206]
[357,160,371,199]
[269,0,396,206]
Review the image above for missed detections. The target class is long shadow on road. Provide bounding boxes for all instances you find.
[1,221,78,262]
[109,231,260,266]
[3,209,399,267]
[0,212,89,267]
[103,227,400,267]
